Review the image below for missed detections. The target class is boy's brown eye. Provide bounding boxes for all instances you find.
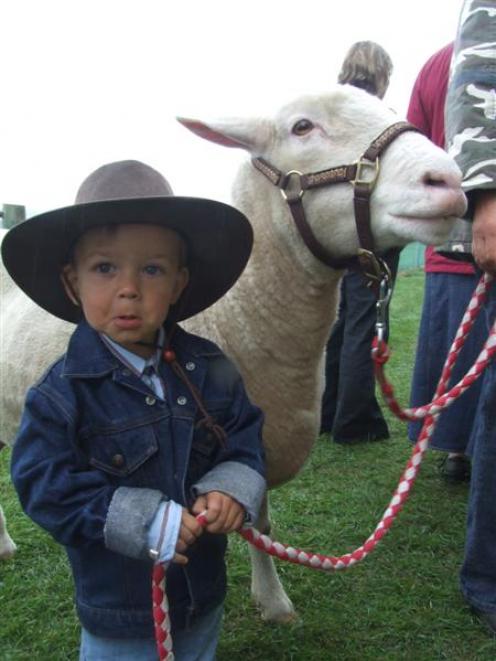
[292,119,314,135]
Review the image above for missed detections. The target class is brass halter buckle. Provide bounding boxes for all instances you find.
[351,156,380,190]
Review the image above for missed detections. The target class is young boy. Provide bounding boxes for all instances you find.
[2,160,266,660]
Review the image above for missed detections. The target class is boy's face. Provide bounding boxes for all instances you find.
[62,224,189,357]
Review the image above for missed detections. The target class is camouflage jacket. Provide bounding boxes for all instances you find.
[437,0,496,257]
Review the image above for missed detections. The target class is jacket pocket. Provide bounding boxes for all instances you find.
[82,426,159,478]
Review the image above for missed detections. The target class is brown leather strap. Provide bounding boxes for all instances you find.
[351,122,419,256]
[353,182,376,251]
[251,121,420,283]
[287,198,352,270]
[363,121,417,161]
[303,164,357,190]
[253,157,361,268]
[252,158,358,193]
[252,157,282,187]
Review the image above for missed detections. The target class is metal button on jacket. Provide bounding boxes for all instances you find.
[185,362,196,371]
[111,454,125,468]
[177,396,187,405]
[145,395,156,406]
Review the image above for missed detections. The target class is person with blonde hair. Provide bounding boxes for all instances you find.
[320,40,399,444]
[338,40,393,100]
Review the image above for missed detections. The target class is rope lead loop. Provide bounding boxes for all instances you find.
[163,347,227,448]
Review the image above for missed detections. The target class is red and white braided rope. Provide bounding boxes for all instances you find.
[153,272,495,659]
[373,273,495,421]
[152,563,174,660]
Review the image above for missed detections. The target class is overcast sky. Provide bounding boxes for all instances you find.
[1,0,460,214]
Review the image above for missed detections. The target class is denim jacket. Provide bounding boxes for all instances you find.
[11,320,266,638]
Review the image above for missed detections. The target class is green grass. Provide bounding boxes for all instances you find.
[1,269,495,660]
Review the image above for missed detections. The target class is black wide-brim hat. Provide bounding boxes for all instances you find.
[1,160,253,323]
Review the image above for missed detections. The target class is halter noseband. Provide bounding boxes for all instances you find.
[252,121,419,294]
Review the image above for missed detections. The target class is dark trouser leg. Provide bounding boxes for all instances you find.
[321,250,400,443]
[320,280,346,433]
[460,287,496,612]
[331,268,389,442]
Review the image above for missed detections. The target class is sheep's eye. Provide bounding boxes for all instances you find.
[292,119,314,136]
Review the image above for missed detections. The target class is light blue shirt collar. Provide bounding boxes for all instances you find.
[99,328,165,399]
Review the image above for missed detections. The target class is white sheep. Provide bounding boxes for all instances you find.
[0,87,466,621]
[0,502,17,560]
[182,86,465,621]
[0,228,73,561]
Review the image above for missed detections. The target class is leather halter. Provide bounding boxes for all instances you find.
[252,121,419,292]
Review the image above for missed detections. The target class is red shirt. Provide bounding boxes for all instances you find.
[407,43,474,275]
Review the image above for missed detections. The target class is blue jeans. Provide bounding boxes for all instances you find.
[408,271,485,452]
[460,286,496,611]
[79,604,223,660]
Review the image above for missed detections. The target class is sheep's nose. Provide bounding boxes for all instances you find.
[422,168,462,190]
[422,169,467,217]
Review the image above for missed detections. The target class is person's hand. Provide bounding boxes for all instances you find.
[192,491,245,534]
[173,508,204,564]
[472,190,496,276]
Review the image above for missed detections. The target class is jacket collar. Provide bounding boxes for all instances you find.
[62,321,120,378]
[61,319,224,379]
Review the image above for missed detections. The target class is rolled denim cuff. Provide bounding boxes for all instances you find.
[192,461,266,524]
[104,486,164,560]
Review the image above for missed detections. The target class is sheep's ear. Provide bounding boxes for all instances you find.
[177,117,270,154]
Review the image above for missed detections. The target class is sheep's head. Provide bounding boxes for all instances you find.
[178,86,466,266]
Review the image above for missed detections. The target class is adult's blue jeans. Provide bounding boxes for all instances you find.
[79,603,223,660]
[408,271,485,453]
[460,286,496,611]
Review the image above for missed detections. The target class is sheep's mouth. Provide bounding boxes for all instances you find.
[392,213,459,223]
[392,189,467,221]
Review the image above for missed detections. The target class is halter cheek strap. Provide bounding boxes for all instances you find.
[252,121,419,293]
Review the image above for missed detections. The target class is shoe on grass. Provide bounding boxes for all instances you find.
[439,454,471,483]
[471,606,496,636]
[333,432,390,445]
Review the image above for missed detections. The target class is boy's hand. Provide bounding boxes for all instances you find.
[192,491,245,534]
[173,508,203,565]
